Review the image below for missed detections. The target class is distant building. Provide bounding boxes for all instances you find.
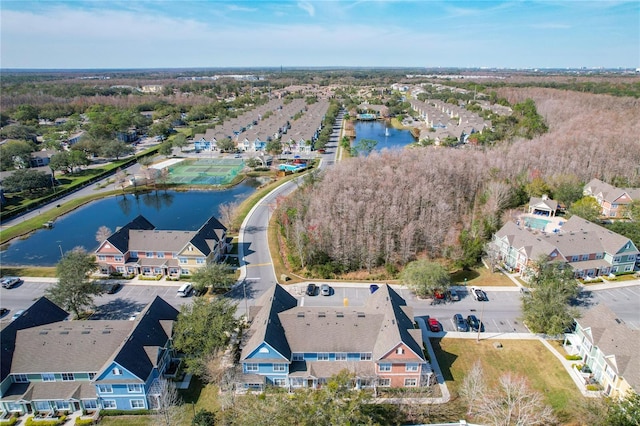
[583,178,640,218]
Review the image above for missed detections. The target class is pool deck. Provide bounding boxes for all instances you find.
[519,213,566,233]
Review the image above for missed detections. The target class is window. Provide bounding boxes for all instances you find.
[197,257,206,264]
[273,378,287,386]
[130,251,138,258]
[245,363,258,372]
[102,400,117,409]
[379,363,392,372]
[179,257,188,264]
[154,267,162,274]
[97,255,106,261]
[335,353,347,361]
[181,268,190,275]
[396,347,405,355]
[273,364,287,372]
[572,256,579,262]
[61,373,74,381]
[55,401,70,410]
[88,373,96,380]
[34,401,50,411]
[625,265,633,272]
[378,378,391,387]
[130,399,145,409]
[406,363,419,372]
[145,252,154,258]
[42,373,56,382]
[157,252,165,259]
[581,254,589,261]
[7,402,22,412]
[114,256,123,262]
[317,353,329,361]
[83,400,97,410]
[292,353,303,361]
[613,256,621,263]
[404,378,418,387]
[116,266,125,273]
[360,353,372,361]
[127,384,143,393]
[14,374,28,383]
[97,385,113,393]
[112,368,122,376]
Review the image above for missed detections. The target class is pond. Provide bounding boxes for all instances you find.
[0,179,261,266]
[353,120,416,153]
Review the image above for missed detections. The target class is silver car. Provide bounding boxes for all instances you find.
[320,284,331,296]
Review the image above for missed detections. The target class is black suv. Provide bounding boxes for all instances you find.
[454,314,469,332]
[306,283,317,296]
[467,315,483,332]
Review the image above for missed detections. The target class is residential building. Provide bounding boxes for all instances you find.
[527,195,558,217]
[492,215,638,278]
[239,284,431,391]
[584,178,640,218]
[0,297,179,415]
[95,214,228,278]
[563,304,640,398]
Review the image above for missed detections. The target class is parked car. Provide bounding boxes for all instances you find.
[447,289,460,301]
[454,314,469,332]
[434,290,446,300]
[1,277,22,289]
[177,283,193,297]
[0,308,9,318]
[428,317,441,332]
[467,315,483,332]
[320,284,331,296]
[11,310,25,321]
[100,282,121,294]
[471,287,488,301]
[306,283,317,296]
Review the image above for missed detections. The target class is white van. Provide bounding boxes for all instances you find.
[177,283,193,297]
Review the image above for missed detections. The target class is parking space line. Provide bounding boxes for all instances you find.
[492,319,501,332]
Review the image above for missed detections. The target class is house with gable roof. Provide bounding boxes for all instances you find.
[0,297,178,415]
[563,304,640,398]
[95,215,228,278]
[239,284,430,391]
[584,178,640,218]
[492,215,638,278]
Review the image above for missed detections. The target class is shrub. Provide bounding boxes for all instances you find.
[25,415,67,426]
[586,384,602,391]
[74,418,95,426]
[0,413,18,426]
[565,354,583,361]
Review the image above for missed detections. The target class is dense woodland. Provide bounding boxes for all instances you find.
[276,87,640,277]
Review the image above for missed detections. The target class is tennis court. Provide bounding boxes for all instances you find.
[166,158,244,185]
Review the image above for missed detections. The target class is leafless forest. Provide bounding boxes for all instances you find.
[277,88,640,274]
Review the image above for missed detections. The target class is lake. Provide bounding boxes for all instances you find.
[0,179,261,266]
[353,120,416,152]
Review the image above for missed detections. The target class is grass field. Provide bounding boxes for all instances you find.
[450,267,516,287]
[431,338,587,424]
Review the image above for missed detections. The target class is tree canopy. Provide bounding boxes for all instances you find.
[400,260,450,298]
[189,262,236,295]
[522,259,580,335]
[45,247,101,319]
[569,197,601,223]
[173,297,238,377]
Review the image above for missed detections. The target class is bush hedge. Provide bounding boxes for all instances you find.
[25,415,67,426]
[74,418,95,426]
[565,354,583,361]
[0,414,18,425]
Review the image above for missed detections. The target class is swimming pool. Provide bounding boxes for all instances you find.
[524,216,550,230]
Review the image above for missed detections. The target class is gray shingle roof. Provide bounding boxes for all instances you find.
[11,321,134,374]
[129,230,195,252]
[103,215,155,253]
[578,304,640,391]
[109,296,178,382]
[189,216,227,256]
[1,297,69,382]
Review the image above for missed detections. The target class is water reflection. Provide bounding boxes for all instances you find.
[1,181,256,266]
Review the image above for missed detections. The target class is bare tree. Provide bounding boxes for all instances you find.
[153,379,182,426]
[460,360,487,417]
[218,201,239,229]
[95,226,112,243]
[475,373,556,426]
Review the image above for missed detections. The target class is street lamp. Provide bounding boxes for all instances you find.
[476,300,485,343]
[58,245,64,259]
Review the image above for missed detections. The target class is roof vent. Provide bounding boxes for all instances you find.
[39,331,48,335]
[297,312,305,318]
[82,331,90,334]
[318,312,326,318]
[357,312,365,318]
[102,330,111,334]
[336,312,344,318]
[60,331,69,335]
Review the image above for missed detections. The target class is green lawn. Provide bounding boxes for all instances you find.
[431,338,589,424]
[450,267,516,287]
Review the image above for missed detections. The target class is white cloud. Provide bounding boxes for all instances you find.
[297,1,315,17]
[227,4,257,13]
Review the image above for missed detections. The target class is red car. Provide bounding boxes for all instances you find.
[428,317,441,332]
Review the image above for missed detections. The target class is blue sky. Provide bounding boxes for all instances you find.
[1,1,638,69]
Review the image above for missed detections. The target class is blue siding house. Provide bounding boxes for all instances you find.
[0,296,178,416]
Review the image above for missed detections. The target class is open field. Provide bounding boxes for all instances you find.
[431,337,589,424]
[450,267,516,287]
